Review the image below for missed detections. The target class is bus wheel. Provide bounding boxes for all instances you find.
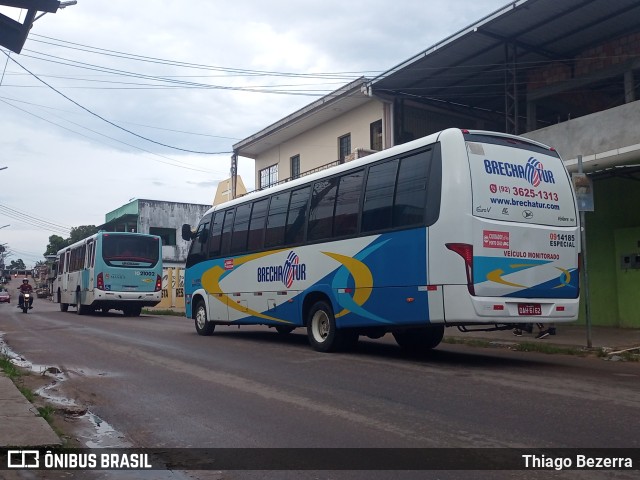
[275,325,295,334]
[306,300,351,352]
[194,301,215,336]
[76,294,87,315]
[58,292,68,312]
[393,325,445,352]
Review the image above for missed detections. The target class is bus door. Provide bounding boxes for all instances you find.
[62,250,71,300]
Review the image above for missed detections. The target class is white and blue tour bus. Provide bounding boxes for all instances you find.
[54,231,163,316]
[182,128,580,352]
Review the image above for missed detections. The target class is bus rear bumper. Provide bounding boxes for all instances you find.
[94,290,161,307]
[442,285,579,324]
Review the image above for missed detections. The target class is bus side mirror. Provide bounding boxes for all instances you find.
[181,224,194,241]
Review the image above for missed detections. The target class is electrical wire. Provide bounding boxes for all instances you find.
[0,97,230,174]
[0,204,71,235]
[2,51,233,155]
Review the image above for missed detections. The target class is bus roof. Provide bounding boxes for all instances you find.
[205,128,557,217]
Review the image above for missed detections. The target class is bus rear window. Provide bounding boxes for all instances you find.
[466,140,577,227]
[102,235,160,267]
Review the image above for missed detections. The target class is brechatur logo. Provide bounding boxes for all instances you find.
[483,156,556,186]
[257,251,307,287]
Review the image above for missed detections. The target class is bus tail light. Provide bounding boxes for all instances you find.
[154,275,162,292]
[96,272,104,290]
[445,243,475,295]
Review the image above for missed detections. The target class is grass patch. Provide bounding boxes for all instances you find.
[37,405,55,423]
[512,341,588,356]
[18,385,35,402]
[443,337,494,348]
[0,354,21,380]
[142,308,183,316]
[1,355,38,401]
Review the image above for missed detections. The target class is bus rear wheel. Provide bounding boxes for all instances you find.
[123,306,142,317]
[306,300,356,352]
[76,294,88,315]
[58,291,68,312]
[392,325,445,352]
[194,301,215,336]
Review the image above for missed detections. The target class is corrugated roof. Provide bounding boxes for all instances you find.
[235,0,640,157]
[369,0,640,119]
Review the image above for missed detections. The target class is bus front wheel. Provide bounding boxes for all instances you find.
[393,325,445,352]
[306,300,356,352]
[194,301,215,336]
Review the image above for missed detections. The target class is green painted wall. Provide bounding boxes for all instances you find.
[579,176,640,327]
[105,200,140,222]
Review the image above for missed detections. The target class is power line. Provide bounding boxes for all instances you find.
[0,94,240,141]
[29,34,379,80]
[0,97,230,174]
[2,51,233,155]
[0,204,71,235]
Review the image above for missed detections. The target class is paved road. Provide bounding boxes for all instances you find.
[1,299,638,479]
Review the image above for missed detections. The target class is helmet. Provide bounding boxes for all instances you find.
[22,278,29,283]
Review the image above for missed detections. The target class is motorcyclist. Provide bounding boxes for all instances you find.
[17,278,33,309]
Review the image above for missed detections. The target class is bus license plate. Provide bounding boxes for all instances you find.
[518,304,541,316]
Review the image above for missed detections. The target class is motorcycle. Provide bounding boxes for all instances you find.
[19,292,32,313]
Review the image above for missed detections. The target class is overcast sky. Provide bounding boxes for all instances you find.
[0,0,508,266]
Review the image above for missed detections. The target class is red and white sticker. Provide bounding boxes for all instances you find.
[483,230,510,249]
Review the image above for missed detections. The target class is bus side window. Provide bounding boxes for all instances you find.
[362,159,399,233]
[308,178,338,242]
[285,186,311,245]
[393,150,432,228]
[231,203,252,254]
[247,198,269,251]
[208,212,223,258]
[265,191,291,248]
[220,209,235,256]
[334,169,364,237]
[186,214,211,268]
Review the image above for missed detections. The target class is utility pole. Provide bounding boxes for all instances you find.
[575,155,594,348]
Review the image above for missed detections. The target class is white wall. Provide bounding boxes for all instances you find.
[254,100,385,187]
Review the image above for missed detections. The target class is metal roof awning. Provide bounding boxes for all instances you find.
[368,0,640,131]
[0,1,74,53]
[97,214,139,232]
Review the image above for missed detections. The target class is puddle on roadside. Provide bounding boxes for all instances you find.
[0,332,131,448]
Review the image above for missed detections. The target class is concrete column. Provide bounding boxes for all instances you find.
[624,71,635,103]
[526,101,537,132]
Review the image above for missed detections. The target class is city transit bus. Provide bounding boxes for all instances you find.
[182,128,580,352]
[54,231,163,316]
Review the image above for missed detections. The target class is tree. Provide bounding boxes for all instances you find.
[43,226,99,256]
[69,225,99,244]
[44,235,66,256]
[9,259,26,270]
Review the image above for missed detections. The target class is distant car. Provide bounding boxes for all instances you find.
[0,290,10,303]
